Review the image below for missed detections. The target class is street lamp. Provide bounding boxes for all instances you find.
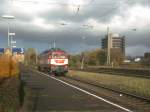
[1,15,15,47]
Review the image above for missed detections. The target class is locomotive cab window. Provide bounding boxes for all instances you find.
[52,53,66,59]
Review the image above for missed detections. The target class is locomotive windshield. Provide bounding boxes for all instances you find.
[52,53,67,59]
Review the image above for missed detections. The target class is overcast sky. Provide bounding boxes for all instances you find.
[0,0,150,56]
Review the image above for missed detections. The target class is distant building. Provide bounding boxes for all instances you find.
[144,52,150,59]
[101,33,125,56]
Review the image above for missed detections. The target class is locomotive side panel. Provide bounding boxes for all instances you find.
[38,52,51,71]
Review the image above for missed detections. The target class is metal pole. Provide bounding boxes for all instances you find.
[81,52,84,70]
[10,35,12,51]
[8,23,10,47]
[80,36,86,70]
[36,49,38,65]
[1,15,15,47]
[54,40,56,48]
[107,27,111,66]
[49,43,52,49]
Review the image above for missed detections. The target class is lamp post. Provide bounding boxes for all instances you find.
[9,33,16,51]
[1,15,15,47]
[1,15,15,77]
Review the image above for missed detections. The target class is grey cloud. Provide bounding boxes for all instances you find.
[124,29,150,48]
[0,0,150,56]
[128,0,150,6]
[40,1,120,23]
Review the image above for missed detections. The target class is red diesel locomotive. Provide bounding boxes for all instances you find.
[38,48,68,75]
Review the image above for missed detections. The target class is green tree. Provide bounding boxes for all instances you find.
[97,49,107,65]
[69,48,107,68]
[110,48,124,66]
[69,54,81,68]
[87,50,97,65]
[85,49,107,66]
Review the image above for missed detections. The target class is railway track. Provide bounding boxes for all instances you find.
[36,68,150,103]
[31,69,134,112]
[32,68,150,111]
[73,69,150,79]
[64,76,150,102]
[33,67,150,102]
[58,75,150,112]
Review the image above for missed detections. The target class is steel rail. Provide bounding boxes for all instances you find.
[71,69,150,79]
[31,66,150,102]
[63,76,150,103]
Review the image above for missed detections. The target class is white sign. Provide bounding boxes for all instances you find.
[12,46,17,48]
[2,15,15,19]
[11,41,16,44]
[21,48,24,53]
[50,59,68,65]
[9,33,15,36]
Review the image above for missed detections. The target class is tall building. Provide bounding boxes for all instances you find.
[144,52,150,59]
[101,33,125,56]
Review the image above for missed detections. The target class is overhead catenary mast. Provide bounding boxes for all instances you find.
[53,40,56,48]
[107,27,111,66]
[49,43,52,49]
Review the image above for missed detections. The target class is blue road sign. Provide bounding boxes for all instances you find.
[12,48,25,54]
[0,48,4,53]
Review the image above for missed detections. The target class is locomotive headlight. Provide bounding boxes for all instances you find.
[65,65,68,69]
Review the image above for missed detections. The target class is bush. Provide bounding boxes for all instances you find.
[0,55,19,79]
[0,55,23,112]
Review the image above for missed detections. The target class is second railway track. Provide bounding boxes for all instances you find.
[72,68,150,79]
[63,76,150,102]
[58,75,150,112]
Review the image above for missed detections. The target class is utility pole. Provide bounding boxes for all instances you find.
[80,36,86,70]
[53,40,56,48]
[107,27,111,66]
[81,52,84,70]
[36,48,38,65]
[8,23,10,47]
[49,43,52,49]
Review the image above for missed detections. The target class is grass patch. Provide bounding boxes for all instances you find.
[67,70,150,98]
